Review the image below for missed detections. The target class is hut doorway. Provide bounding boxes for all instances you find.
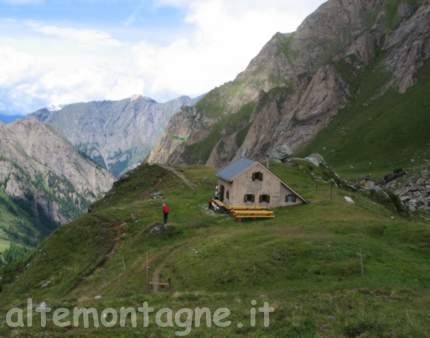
[219,185,225,202]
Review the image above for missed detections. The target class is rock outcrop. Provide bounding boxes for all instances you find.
[236,65,349,161]
[148,0,430,168]
[385,167,430,212]
[384,2,430,93]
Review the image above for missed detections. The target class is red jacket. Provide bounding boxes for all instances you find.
[162,204,170,214]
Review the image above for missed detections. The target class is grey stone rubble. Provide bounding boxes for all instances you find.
[357,167,430,212]
[385,168,430,212]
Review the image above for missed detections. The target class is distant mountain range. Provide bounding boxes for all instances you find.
[31,95,195,177]
[0,113,23,124]
[0,119,113,249]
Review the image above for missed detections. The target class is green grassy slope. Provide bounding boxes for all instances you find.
[1,163,429,336]
[0,239,9,252]
[0,189,57,253]
[303,60,430,177]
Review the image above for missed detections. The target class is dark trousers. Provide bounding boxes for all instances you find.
[163,212,169,225]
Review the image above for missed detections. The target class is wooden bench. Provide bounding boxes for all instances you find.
[233,216,274,220]
[229,206,267,211]
[210,199,275,221]
[232,212,274,216]
[230,209,274,221]
[230,209,273,213]
[230,209,273,214]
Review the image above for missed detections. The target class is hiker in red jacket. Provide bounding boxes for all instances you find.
[162,202,170,225]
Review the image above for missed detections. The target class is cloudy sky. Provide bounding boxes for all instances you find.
[0,0,325,114]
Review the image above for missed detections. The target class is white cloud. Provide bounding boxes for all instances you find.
[0,42,145,112]
[0,46,35,85]
[0,0,325,113]
[131,0,325,97]
[27,22,123,47]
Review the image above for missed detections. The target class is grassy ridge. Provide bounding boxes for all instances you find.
[1,163,429,336]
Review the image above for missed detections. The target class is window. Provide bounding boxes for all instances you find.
[259,194,271,203]
[244,194,255,203]
[226,191,230,200]
[286,194,297,203]
[252,172,263,181]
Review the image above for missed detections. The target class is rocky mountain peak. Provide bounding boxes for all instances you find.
[148,0,430,168]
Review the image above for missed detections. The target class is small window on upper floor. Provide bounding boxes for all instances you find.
[252,172,263,181]
[226,191,230,200]
[286,194,297,203]
[244,194,255,203]
[259,194,271,203]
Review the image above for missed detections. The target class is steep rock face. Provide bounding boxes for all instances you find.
[148,0,430,168]
[383,2,430,92]
[0,119,114,245]
[32,96,192,176]
[146,106,203,164]
[237,65,349,161]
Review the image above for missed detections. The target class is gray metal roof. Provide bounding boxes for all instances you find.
[216,158,257,182]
